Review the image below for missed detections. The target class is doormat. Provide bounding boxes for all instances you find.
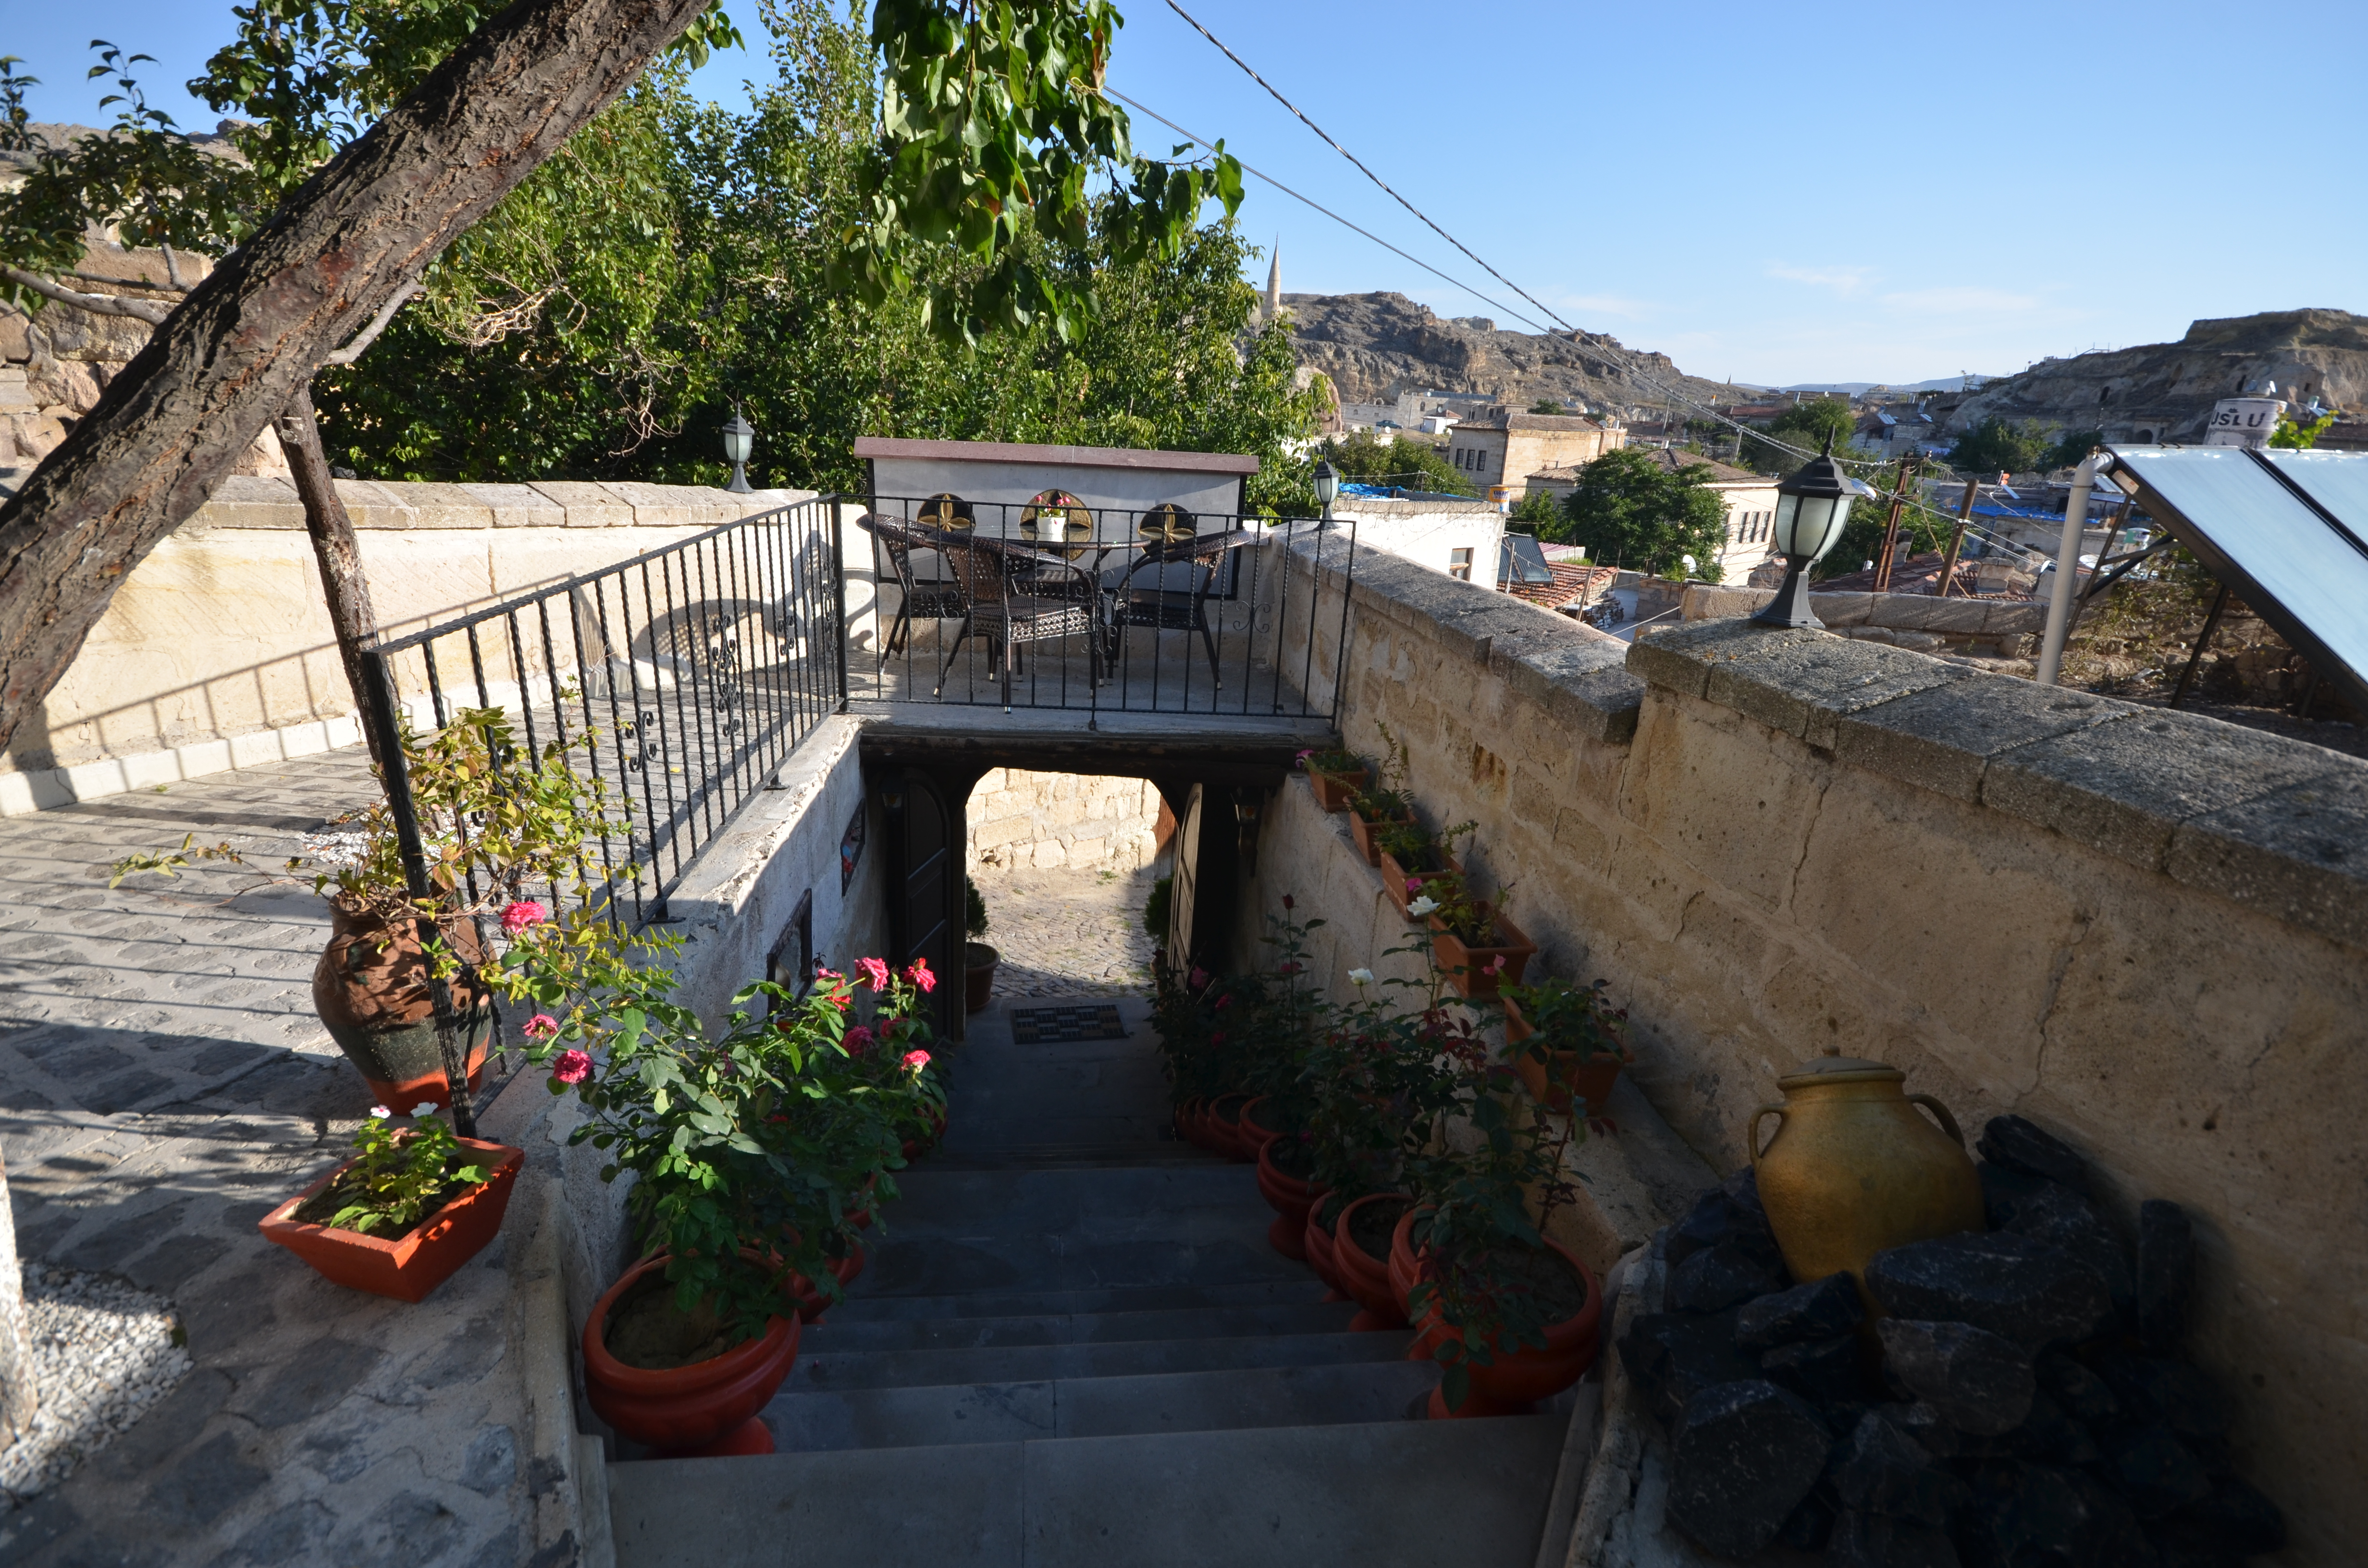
[1009,1004,1129,1044]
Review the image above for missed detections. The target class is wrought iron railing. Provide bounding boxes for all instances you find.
[847,495,1356,722]
[357,496,847,934]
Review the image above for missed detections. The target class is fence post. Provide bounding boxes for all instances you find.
[358,645,481,1139]
[830,495,851,714]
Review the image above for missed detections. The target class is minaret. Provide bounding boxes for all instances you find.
[1264,240,1282,320]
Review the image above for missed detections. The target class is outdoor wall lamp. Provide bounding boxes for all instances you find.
[1313,458,1339,520]
[1752,434,1856,629]
[722,404,756,494]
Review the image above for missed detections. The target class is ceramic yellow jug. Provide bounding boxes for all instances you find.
[1750,1046,1985,1311]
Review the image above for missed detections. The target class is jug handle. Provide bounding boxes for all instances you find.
[1748,1103,1786,1170]
[1908,1093,1967,1149]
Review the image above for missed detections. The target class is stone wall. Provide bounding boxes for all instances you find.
[1256,533,2367,1563]
[966,767,1166,874]
[0,476,814,814]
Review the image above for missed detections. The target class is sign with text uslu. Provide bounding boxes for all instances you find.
[2204,398,2286,449]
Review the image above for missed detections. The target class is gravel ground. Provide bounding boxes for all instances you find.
[0,1266,192,1511]
[973,861,1163,1001]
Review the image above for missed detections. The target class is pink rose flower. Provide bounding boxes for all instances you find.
[1188,967,1210,991]
[1485,955,1507,976]
[845,1024,875,1055]
[902,1049,931,1071]
[522,1013,559,1040]
[551,1049,592,1084]
[501,901,547,935]
[1215,994,1233,1011]
[905,958,936,994]
[1406,877,1422,894]
[854,956,892,991]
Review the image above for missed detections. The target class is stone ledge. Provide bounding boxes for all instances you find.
[1296,532,1644,746]
[1631,614,2368,952]
[1681,582,2047,636]
[182,476,815,530]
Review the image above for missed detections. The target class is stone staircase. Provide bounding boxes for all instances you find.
[604,997,1577,1567]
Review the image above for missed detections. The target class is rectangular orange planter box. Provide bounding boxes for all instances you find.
[1504,995,1632,1115]
[1350,810,1416,867]
[259,1138,526,1303]
[1427,907,1537,999]
[1307,767,1368,813]
[1378,850,1463,919]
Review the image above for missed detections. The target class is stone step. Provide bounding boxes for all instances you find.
[802,1298,1357,1352]
[917,1142,1208,1171]
[789,1326,1413,1394]
[763,1358,1442,1451]
[607,1414,1564,1568]
[823,1277,1329,1323]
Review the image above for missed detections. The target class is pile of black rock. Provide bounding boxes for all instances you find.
[1616,1115,2286,1567]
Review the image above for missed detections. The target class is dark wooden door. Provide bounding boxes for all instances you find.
[1165,785,1203,974]
[1164,784,1238,979]
[884,770,959,1039]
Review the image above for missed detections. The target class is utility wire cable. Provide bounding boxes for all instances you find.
[1162,0,1579,336]
[1109,90,1555,334]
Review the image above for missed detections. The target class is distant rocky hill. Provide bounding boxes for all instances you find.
[1276,292,1736,412]
[1941,309,2368,442]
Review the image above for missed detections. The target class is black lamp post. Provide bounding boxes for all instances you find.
[1752,435,1857,629]
[722,404,755,494]
[1313,458,1339,522]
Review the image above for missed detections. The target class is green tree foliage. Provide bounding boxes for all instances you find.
[1507,487,1560,528]
[1739,396,1853,473]
[2046,427,2104,469]
[2271,409,2339,449]
[1546,447,1727,580]
[1313,429,1472,498]
[1529,399,1564,415]
[1949,416,2056,477]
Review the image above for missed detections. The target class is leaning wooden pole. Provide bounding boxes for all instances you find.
[273,387,387,773]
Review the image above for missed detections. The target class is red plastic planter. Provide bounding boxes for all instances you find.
[1428,907,1539,999]
[258,1138,524,1304]
[1333,1193,1413,1332]
[1304,1200,1350,1301]
[1390,1209,1603,1420]
[1350,811,1416,867]
[1208,1092,1258,1163]
[792,1243,868,1324]
[1504,997,1632,1116]
[1307,767,1369,813]
[1378,850,1464,920]
[582,1254,802,1457]
[1253,1138,1325,1262]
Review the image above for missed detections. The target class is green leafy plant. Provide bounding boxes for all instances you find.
[1498,976,1628,1065]
[1375,817,1473,877]
[1142,874,1171,941]
[965,875,990,939]
[2271,409,2340,449]
[1296,745,1362,776]
[1408,869,1509,947]
[298,1102,488,1237]
[1349,723,1413,823]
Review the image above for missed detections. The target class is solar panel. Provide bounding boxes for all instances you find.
[2106,446,2368,718]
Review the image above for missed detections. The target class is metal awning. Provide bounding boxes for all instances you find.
[2102,445,2368,717]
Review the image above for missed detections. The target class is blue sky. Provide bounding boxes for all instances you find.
[12,2,2362,386]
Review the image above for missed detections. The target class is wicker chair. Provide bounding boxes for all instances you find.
[1101,525,1227,688]
[935,533,1105,708]
[863,514,971,660]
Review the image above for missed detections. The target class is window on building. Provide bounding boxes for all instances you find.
[1449,547,1473,581]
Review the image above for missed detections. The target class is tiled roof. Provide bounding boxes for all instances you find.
[1506,561,1617,609]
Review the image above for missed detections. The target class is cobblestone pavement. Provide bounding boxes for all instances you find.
[0,748,532,1567]
[971,861,1163,1001]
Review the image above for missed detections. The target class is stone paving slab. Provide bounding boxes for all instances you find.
[970,863,1159,1001]
[0,748,535,1567]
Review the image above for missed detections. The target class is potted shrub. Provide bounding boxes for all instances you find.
[1296,746,1368,813]
[259,1101,524,1303]
[1501,977,1633,1117]
[1414,872,1538,999]
[1151,960,1260,1155]
[1345,725,1415,865]
[502,915,937,1457]
[963,877,999,1014]
[113,707,629,1109]
[1394,1034,1603,1419]
[1375,819,1473,919]
[1231,902,1330,1259]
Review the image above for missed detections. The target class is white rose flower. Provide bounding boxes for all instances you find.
[1406,895,1440,918]
[1347,968,1375,986]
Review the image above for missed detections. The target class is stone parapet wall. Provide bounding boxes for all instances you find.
[0,479,813,813]
[966,767,1166,874]
[1261,533,2367,1563]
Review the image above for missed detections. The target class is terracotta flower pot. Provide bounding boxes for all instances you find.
[1236,1096,1287,1160]
[1391,1211,1604,1420]
[900,1103,949,1163]
[258,1137,524,1303]
[1350,811,1416,868]
[1307,766,1369,813]
[1173,1096,1208,1149]
[1378,850,1464,919]
[1304,1196,1350,1302]
[1504,997,1632,1116]
[1428,907,1539,999]
[311,903,495,1110]
[792,1242,868,1324]
[963,942,1000,1015]
[1254,1138,1326,1262]
[1333,1193,1414,1332]
[582,1254,803,1457]
[1208,1092,1257,1163]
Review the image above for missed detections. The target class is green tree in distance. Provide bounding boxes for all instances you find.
[1545,447,1727,580]
[1949,416,2056,477]
[1740,396,1853,472]
[1314,429,1473,497]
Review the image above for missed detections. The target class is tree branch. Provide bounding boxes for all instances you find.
[321,280,422,366]
[0,265,173,324]
[64,269,189,294]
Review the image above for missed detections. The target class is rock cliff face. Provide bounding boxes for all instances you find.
[1276,292,1735,411]
[1940,309,2368,443]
